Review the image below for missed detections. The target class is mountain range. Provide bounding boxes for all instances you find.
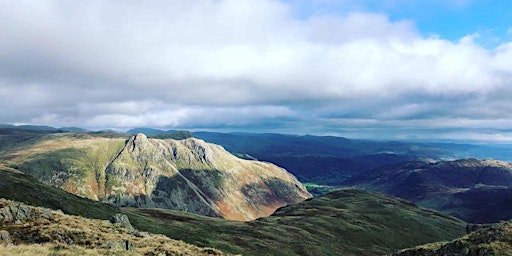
[1,125,512,254]
[190,131,512,187]
[342,158,512,223]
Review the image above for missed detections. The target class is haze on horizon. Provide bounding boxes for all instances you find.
[1,0,511,141]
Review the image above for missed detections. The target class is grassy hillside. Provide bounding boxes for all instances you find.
[0,166,466,255]
[0,165,120,220]
[129,189,465,256]
[0,128,56,152]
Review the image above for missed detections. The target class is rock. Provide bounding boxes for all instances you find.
[52,230,74,245]
[110,213,135,231]
[135,231,151,238]
[466,223,492,234]
[40,208,54,220]
[0,202,35,223]
[0,230,12,246]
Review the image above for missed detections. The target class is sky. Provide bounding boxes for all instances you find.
[1,0,512,141]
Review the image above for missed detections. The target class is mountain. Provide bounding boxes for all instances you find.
[193,132,512,189]
[0,166,466,255]
[0,132,310,220]
[342,158,512,223]
[59,127,89,132]
[393,221,512,256]
[0,197,228,256]
[126,127,175,135]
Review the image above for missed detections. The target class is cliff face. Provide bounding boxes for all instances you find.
[3,133,311,221]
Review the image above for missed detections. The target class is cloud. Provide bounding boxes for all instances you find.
[0,0,511,140]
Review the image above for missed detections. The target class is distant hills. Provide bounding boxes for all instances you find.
[343,158,512,223]
[0,165,466,255]
[191,131,512,194]
[0,124,88,132]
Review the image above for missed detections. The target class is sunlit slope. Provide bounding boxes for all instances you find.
[1,132,310,220]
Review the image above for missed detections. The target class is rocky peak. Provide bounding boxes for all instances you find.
[179,138,222,165]
[100,135,312,220]
[128,133,152,152]
[4,133,311,221]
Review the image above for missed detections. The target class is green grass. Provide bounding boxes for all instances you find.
[304,182,345,196]
[125,189,466,256]
[0,166,120,220]
[0,167,467,256]
[0,128,54,152]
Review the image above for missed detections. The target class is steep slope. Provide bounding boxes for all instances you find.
[0,133,311,220]
[0,169,466,255]
[0,165,121,220]
[0,198,229,256]
[343,158,512,223]
[393,221,512,256]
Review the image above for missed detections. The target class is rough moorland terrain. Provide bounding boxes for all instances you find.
[0,198,229,256]
[393,221,512,256]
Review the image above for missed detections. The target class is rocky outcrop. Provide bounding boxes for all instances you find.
[0,199,54,224]
[0,199,53,224]
[466,223,493,234]
[103,134,311,220]
[0,198,230,255]
[110,213,135,232]
[393,221,512,256]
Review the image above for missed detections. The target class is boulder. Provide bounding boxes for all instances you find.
[0,230,12,246]
[0,201,35,223]
[110,213,135,231]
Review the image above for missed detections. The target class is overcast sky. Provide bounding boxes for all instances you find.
[1,0,512,141]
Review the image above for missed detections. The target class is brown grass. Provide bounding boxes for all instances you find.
[0,200,233,256]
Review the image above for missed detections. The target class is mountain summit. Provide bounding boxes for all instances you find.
[2,132,311,220]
